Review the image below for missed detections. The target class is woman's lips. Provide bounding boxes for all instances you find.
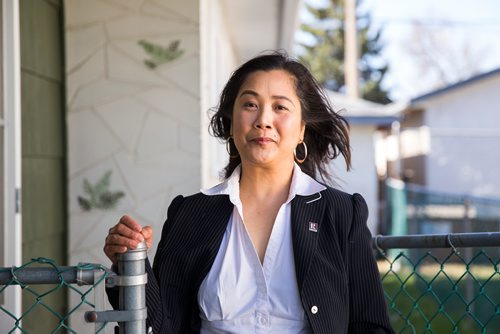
[252,137,274,144]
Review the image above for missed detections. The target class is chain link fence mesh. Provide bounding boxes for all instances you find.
[1,245,499,333]
[377,247,499,333]
[0,258,110,333]
[383,178,500,333]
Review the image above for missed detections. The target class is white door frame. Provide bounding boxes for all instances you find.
[1,0,22,331]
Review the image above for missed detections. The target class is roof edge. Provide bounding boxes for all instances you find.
[346,116,399,126]
[411,67,500,104]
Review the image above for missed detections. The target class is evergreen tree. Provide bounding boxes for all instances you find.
[298,0,391,104]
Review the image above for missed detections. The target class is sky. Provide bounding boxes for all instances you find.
[296,0,500,101]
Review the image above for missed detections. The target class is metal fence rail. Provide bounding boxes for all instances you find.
[0,241,148,334]
[374,232,500,249]
[1,234,499,333]
[0,259,110,333]
[374,232,500,334]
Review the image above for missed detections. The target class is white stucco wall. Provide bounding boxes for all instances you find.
[328,125,379,234]
[419,74,500,198]
[64,0,201,331]
[200,0,238,188]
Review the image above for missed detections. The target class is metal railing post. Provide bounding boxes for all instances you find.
[83,242,148,332]
[117,241,148,333]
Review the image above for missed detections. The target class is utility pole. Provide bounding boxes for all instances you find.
[344,0,359,98]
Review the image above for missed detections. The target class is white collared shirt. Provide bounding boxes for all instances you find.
[198,164,326,334]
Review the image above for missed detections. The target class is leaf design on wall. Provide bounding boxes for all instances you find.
[78,170,125,211]
[138,39,184,69]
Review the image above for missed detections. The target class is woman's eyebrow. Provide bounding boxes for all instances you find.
[239,90,295,107]
[239,90,258,98]
[272,95,295,107]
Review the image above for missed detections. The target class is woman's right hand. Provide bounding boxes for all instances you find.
[104,215,153,266]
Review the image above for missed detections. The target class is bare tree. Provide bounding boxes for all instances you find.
[403,19,489,92]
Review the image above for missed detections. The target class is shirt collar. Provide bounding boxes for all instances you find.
[201,164,325,203]
[288,163,326,199]
[201,165,242,206]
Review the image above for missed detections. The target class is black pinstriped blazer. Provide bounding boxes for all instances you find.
[108,186,394,334]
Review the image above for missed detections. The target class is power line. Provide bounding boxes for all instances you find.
[375,18,500,27]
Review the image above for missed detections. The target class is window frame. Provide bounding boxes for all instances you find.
[0,0,22,325]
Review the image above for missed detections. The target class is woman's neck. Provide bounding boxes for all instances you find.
[239,160,295,202]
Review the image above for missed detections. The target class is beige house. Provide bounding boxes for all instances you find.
[400,68,500,197]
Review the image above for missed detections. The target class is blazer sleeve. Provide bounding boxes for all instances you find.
[106,195,185,334]
[347,193,395,334]
[146,194,185,333]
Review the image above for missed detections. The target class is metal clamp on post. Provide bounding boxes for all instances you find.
[107,273,148,287]
[85,240,148,333]
[76,263,115,286]
[85,308,147,323]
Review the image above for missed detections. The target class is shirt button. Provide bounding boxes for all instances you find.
[311,305,319,314]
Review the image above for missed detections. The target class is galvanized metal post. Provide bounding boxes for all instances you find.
[117,240,148,333]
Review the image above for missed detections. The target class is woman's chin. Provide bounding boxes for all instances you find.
[241,155,293,168]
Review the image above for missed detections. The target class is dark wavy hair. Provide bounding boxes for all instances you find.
[209,51,351,181]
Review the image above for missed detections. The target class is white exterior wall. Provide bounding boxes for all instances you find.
[200,0,238,188]
[64,1,201,331]
[328,125,379,234]
[421,74,500,197]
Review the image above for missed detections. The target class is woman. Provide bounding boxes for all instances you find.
[104,52,394,334]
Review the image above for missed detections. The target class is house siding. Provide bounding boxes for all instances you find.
[401,109,426,185]
[414,74,500,197]
[19,0,67,332]
[328,125,379,234]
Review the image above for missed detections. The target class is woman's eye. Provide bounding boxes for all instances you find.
[243,102,257,109]
[275,104,289,111]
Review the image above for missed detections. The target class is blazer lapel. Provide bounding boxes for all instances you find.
[163,194,234,286]
[291,191,327,290]
[194,195,234,282]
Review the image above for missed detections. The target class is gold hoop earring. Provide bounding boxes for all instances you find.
[226,140,239,159]
[294,141,308,164]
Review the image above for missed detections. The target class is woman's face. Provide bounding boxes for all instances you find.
[231,69,305,169]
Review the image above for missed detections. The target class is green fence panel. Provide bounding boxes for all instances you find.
[377,247,499,334]
[1,237,499,333]
[0,258,110,333]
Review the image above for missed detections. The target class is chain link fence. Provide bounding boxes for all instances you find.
[0,241,147,334]
[1,234,499,333]
[375,232,500,334]
[0,258,110,333]
[383,178,500,333]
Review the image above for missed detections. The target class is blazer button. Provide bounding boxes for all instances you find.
[311,305,318,314]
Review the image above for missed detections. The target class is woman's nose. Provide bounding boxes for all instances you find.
[254,106,272,129]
